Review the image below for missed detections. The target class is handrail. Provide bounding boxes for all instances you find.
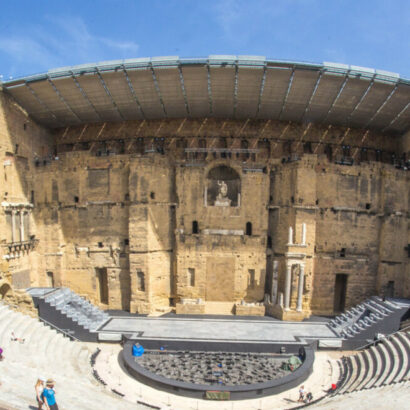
[354,324,410,351]
[38,316,81,342]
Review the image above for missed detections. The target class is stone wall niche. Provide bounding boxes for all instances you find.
[206,165,240,207]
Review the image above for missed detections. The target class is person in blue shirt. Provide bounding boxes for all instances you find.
[42,379,58,410]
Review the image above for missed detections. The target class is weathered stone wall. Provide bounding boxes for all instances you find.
[0,89,52,314]
[1,104,408,317]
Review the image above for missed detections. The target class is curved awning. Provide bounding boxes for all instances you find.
[2,56,409,135]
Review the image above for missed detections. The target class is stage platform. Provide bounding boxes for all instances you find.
[97,316,339,344]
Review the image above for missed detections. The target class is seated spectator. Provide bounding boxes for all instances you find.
[11,331,25,343]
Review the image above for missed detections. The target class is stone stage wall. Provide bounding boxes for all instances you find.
[0,91,409,319]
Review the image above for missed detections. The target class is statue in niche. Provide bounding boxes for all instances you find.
[214,180,231,207]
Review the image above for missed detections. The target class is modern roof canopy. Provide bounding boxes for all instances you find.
[2,56,410,135]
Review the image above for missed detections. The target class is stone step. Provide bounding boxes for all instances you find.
[364,345,383,389]
[346,351,366,393]
[382,337,401,385]
[395,332,409,382]
[355,350,373,391]
[373,342,391,387]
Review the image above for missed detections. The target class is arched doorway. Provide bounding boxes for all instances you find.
[0,283,11,300]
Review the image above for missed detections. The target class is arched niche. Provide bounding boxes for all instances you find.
[206,165,240,207]
[0,282,11,300]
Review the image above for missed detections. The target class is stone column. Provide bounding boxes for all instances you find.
[20,211,25,242]
[301,223,306,245]
[11,210,16,243]
[288,227,293,244]
[297,264,305,311]
[284,264,292,310]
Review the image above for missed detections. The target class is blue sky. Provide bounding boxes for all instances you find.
[0,0,409,80]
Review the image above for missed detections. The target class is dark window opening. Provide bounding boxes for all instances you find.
[376,150,382,162]
[325,144,333,161]
[246,222,252,236]
[303,142,312,154]
[137,270,145,292]
[98,242,103,248]
[269,195,273,202]
[291,196,295,204]
[340,248,346,257]
[124,193,130,201]
[334,273,348,313]
[31,191,35,204]
[365,203,371,210]
[14,144,19,154]
[23,123,27,131]
[406,244,410,258]
[74,196,79,203]
[267,236,272,248]
[315,199,319,205]
[124,239,129,246]
[192,220,199,234]
[342,145,351,157]
[360,148,368,162]
[188,268,195,287]
[96,268,109,304]
[150,192,155,199]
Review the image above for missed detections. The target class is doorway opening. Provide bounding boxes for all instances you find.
[386,281,395,298]
[46,271,55,288]
[96,268,109,304]
[334,274,348,313]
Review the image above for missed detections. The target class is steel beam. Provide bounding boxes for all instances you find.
[382,100,410,132]
[233,62,239,117]
[47,76,82,123]
[149,63,167,116]
[70,73,102,121]
[322,71,350,123]
[256,64,267,117]
[25,83,61,125]
[122,67,145,119]
[365,85,398,128]
[278,68,295,120]
[95,68,125,120]
[178,65,190,116]
[206,63,213,114]
[345,74,376,123]
[300,71,322,121]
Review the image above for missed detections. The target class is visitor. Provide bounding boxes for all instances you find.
[42,379,58,410]
[35,378,45,409]
[11,331,25,343]
[0,347,4,361]
[305,392,313,403]
[298,385,305,402]
[132,342,144,357]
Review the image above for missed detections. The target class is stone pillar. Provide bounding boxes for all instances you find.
[204,187,207,207]
[297,264,305,311]
[301,223,306,245]
[11,210,16,243]
[20,211,25,242]
[284,264,292,310]
[288,227,293,244]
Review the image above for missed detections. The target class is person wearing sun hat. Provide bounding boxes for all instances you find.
[42,379,58,410]
[35,377,46,409]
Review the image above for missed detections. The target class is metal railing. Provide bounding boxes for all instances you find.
[354,324,410,351]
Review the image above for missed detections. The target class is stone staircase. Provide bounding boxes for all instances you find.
[0,302,152,409]
[334,330,410,395]
[328,297,410,348]
[27,287,110,341]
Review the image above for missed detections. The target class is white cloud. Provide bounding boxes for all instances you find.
[0,15,139,75]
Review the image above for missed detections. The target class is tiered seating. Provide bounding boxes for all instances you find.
[0,302,150,409]
[335,330,410,395]
[328,297,403,340]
